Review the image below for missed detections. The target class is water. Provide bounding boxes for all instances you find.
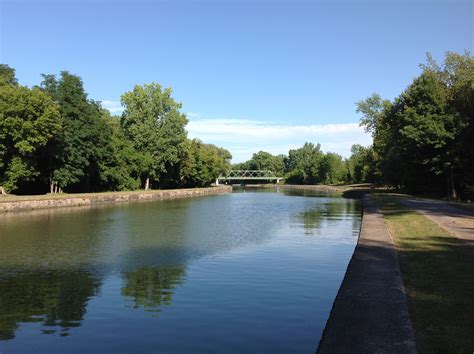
[0,188,361,353]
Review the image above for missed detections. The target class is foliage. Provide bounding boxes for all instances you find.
[0,64,18,86]
[0,83,61,192]
[235,143,349,185]
[285,143,324,184]
[40,71,114,192]
[179,139,232,187]
[346,144,377,183]
[0,65,231,194]
[120,83,188,188]
[357,52,473,198]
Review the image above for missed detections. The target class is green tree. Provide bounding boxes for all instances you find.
[285,142,323,184]
[120,83,188,190]
[246,151,285,174]
[0,84,61,193]
[40,71,113,192]
[178,139,231,187]
[357,52,473,198]
[98,110,143,191]
[346,144,377,183]
[318,152,347,184]
[0,64,18,87]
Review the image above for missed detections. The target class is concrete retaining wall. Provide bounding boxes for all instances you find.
[0,186,233,213]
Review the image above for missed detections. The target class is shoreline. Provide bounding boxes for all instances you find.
[317,195,417,353]
[0,186,233,213]
[237,184,344,193]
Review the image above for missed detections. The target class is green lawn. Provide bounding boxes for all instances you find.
[375,195,474,354]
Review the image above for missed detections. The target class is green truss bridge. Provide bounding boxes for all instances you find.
[216,170,283,185]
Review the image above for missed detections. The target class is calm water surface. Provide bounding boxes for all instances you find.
[0,188,361,353]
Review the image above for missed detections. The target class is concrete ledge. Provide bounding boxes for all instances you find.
[0,186,232,213]
[317,195,417,354]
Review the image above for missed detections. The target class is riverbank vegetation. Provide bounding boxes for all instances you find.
[375,195,474,353]
[0,67,231,195]
[237,52,473,199]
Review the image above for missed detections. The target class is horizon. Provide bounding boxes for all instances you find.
[1,0,471,162]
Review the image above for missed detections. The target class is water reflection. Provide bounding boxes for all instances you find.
[121,266,186,311]
[0,190,361,352]
[0,270,101,339]
[292,200,360,235]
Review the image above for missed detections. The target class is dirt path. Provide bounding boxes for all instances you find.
[400,198,474,245]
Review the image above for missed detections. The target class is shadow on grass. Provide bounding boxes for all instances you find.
[396,237,474,353]
[376,196,474,353]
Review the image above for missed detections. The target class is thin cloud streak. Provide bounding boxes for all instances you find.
[186,118,372,163]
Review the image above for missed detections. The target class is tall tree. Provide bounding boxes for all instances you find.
[40,71,113,192]
[357,52,473,198]
[0,84,61,193]
[120,83,188,189]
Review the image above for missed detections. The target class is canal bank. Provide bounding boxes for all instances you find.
[0,186,232,213]
[317,194,417,354]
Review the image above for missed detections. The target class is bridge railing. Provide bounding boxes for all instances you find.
[216,170,284,184]
[223,170,277,179]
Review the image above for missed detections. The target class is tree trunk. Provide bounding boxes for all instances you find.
[450,166,457,200]
[145,177,150,191]
[0,186,6,195]
[50,180,54,194]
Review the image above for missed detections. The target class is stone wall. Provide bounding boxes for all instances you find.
[0,186,233,213]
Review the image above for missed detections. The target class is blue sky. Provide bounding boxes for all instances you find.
[1,0,472,162]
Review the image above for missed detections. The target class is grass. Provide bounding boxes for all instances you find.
[374,195,474,354]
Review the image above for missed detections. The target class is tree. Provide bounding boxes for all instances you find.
[246,151,285,174]
[178,139,231,187]
[318,152,347,184]
[0,84,61,193]
[346,144,377,183]
[285,142,324,184]
[357,52,474,198]
[40,71,113,192]
[0,64,18,87]
[98,110,143,191]
[120,83,188,190]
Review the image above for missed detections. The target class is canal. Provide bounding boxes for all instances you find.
[0,188,361,353]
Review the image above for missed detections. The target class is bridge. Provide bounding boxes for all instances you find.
[216,170,283,185]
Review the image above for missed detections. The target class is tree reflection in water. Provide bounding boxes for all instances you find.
[294,200,360,235]
[121,265,186,312]
[0,270,101,340]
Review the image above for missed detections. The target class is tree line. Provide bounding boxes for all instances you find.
[236,52,473,199]
[0,66,232,194]
[356,51,473,199]
[232,144,352,185]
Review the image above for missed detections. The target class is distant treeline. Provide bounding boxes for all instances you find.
[0,67,231,195]
[235,52,474,199]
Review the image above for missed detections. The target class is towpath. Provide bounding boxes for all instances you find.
[317,195,417,354]
[399,198,474,245]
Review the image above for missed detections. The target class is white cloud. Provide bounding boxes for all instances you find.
[186,112,201,118]
[186,118,372,163]
[101,100,123,114]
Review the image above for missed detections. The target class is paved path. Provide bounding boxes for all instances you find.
[400,198,474,245]
[317,195,417,354]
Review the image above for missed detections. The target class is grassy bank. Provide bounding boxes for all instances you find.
[375,195,474,353]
